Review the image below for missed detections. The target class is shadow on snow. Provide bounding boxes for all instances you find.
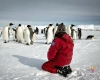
[13,55,46,70]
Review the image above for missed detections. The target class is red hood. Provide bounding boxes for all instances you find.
[61,34,72,43]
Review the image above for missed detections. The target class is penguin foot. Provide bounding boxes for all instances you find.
[3,41,7,43]
[18,41,22,43]
[26,43,30,45]
[16,40,18,42]
[31,41,33,44]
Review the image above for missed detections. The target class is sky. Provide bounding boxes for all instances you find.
[0,0,100,27]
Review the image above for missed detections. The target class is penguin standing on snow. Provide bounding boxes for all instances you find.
[28,25,35,44]
[77,28,82,39]
[35,27,39,34]
[12,28,16,41]
[45,24,53,44]
[24,25,31,45]
[16,24,23,43]
[2,23,14,43]
[72,29,77,40]
[45,27,49,39]
[53,23,59,37]
[25,25,35,45]
[0,31,2,37]
[32,32,36,43]
[66,24,75,37]
[43,27,47,39]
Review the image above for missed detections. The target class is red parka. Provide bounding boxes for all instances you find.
[47,32,74,67]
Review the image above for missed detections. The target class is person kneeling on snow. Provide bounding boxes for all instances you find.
[42,23,74,77]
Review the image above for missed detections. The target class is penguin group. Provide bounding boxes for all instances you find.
[1,23,37,45]
[42,23,82,44]
[1,23,83,45]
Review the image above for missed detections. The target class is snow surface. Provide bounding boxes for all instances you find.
[0,30,100,80]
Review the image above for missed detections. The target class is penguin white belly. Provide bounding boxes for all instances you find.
[23,30,26,41]
[76,30,78,39]
[12,30,15,41]
[25,28,30,45]
[32,33,36,42]
[2,27,9,42]
[47,27,53,44]
[73,31,76,40]
[17,27,23,42]
[67,26,71,36]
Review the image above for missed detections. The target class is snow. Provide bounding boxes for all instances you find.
[0,30,100,80]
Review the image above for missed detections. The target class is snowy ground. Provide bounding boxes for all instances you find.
[0,30,100,80]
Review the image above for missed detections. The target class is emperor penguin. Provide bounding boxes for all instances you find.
[32,32,36,43]
[12,28,16,41]
[35,27,39,34]
[24,25,31,45]
[77,28,82,39]
[0,31,2,37]
[53,23,59,37]
[28,25,34,44]
[46,24,53,44]
[23,29,26,42]
[72,29,77,40]
[2,23,14,43]
[66,24,75,38]
[16,24,23,43]
[25,25,34,45]
[86,35,94,40]
[44,27,48,38]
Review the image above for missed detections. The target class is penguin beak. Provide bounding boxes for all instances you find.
[56,23,59,26]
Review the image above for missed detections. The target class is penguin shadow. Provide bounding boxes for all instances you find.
[13,55,46,70]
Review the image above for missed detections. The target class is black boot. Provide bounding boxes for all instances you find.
[63,65,72,74]
[55,66,67,77]
[68,65,72,74]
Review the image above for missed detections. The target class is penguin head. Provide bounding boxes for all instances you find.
[18,24,21,26]
[27,25,32,30]
[27,25,31,28]
[9,23,14,26]
[71,24,75,27]
[49,24,53,26]
[70,24,75,29]
[56,23,59,26]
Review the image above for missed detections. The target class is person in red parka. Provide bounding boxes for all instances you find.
[42,23,74,77]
